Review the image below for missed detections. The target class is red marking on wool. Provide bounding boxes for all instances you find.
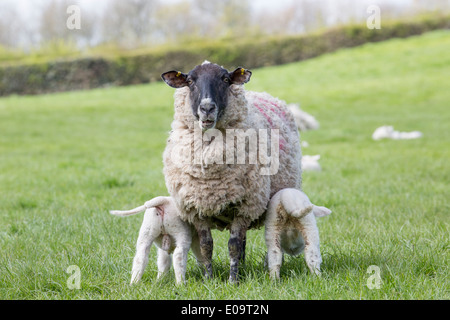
[257,97,287,121]
[253,98,287,152]
[254,101,274,128]
[278,135,286,151]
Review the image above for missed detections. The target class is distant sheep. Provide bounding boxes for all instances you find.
[287,103,320,132]
[161,61,302,283]
[265,188,331,279]
[302,154,322,172]
[372,125,423,140]
[110,196,203,285]
[288,104,322,172]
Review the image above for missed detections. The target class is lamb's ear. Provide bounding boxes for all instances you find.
[161,71,188,88]
[230,67,252,85]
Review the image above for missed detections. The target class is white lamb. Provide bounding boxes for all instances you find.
[265,188,331,279]
[110,196,202,285]
[301,155,322,171]
[372,125,423,140]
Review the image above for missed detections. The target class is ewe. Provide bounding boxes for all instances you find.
[161,61,302,282]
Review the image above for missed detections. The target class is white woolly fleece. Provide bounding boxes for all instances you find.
[163,84,302,229]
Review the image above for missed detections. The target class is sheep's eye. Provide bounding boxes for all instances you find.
[223,77,230,83]
[187,79,193,85]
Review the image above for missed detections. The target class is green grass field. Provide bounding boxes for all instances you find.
[0,30,449,300]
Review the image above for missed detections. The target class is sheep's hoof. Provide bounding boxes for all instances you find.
[269,270,281,281]
[311,269,322,277]
[200,271,213,284]
[203,265,213,279]
[204,273,213,281]
[269,276,281,282]
[175,280,186,286]
[228,275,240,285]
[228,269,240,285]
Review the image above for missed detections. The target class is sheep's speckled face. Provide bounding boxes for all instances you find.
[161,62,252,131]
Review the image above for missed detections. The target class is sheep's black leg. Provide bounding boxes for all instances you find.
[195,223,213,279]
[228,219,249,284]
[240,234,247,264]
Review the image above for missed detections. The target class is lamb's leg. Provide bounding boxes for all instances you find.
[172,233,192,285]
[299,213,322,276]
[195,222,213,279]
[156,248,171,279]
[228,218,249,284]
[265,223,283,280]
[130,213,158,284]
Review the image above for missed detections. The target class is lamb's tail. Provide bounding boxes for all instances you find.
[279,188,331,219]
[110,196,170,217]
[312,205,332,217]
[279,189,313,219]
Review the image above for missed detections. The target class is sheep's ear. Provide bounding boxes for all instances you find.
[230,67,252,85]
[161,71,188,88]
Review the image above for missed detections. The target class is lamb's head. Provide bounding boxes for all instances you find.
[161,61,252,131]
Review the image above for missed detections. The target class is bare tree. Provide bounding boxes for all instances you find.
[253,0,327,35]
[36,0,97,48]
[412,0,450,13]
[39,0,71,43]
[2,0,450,51]
[0,2,24,47]
[190,0,223,38]
[219,0,251,37]
[101,0,159,48]
[152,0,198,43]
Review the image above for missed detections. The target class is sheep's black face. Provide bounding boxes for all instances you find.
[162,62,252,131]
[187,63,231,130]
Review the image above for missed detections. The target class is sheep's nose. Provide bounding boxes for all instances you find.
[199,101,217,116]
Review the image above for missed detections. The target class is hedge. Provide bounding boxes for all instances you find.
[0,14,448,96]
